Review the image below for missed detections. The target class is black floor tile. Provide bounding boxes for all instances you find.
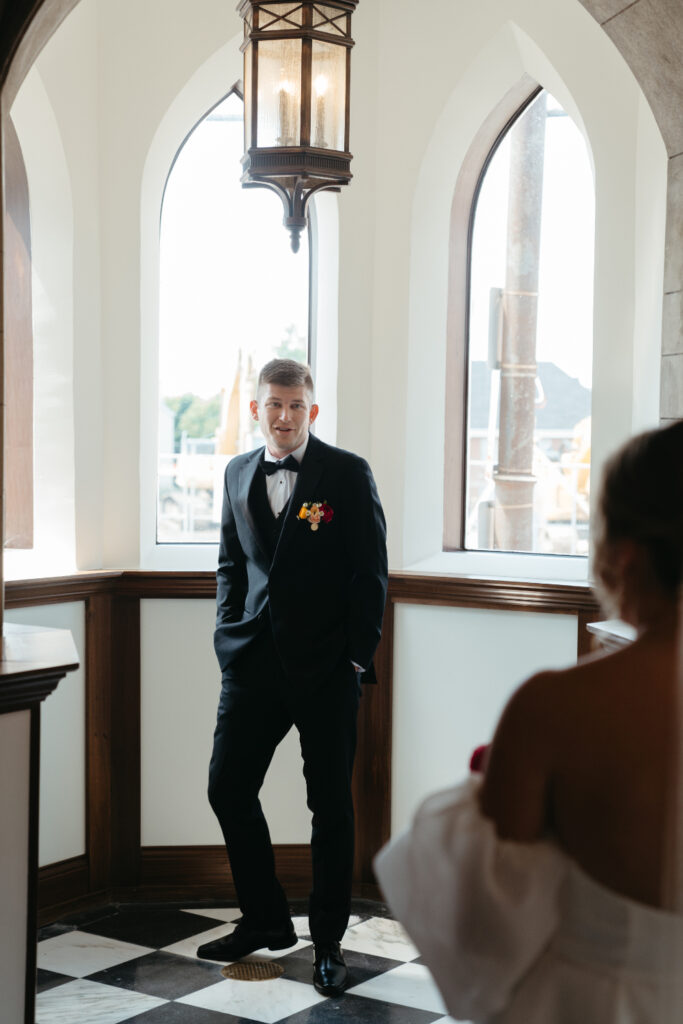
[60,904,120,928]
[36,967,74,993]
[37,921,77,941]
[86,950,225,1000]
[285,993,443,1024]
[279,947,402,988]
[36,901,418,1024]
[81,908,227,948]
[125,1004,259,1023]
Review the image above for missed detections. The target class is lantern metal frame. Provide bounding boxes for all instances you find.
[238,0,358,251]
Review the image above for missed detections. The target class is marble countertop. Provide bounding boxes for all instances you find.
[0,622,79,678]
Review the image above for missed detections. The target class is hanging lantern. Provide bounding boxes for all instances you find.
[238,0,359,252]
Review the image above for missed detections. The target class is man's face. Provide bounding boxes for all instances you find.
[250,384,319,456]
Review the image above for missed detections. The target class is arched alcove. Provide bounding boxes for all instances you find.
[1,0,681,588]
[397,12,666,575]
[6,64,78,580]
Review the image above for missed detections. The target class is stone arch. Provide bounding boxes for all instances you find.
[577,0,683,422]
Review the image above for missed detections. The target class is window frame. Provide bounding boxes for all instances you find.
[444,79,571,554]
[154,84,316,549]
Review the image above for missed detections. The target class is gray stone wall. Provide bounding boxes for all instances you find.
[579,0,683,423]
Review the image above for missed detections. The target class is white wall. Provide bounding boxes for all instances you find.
[392,604,578,833]
[6,65,77,579]
[35,0,104,573]
[140,599,311,845]
[97,0,236,568]
[4,603,86,865]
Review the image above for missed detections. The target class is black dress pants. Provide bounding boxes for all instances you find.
[208,629,361,944]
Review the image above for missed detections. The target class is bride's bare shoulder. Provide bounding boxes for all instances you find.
[506,632,677,739]
[491,644,636,747]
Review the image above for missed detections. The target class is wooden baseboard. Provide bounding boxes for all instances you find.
[134,844,313,903]
[37,855,91,925]
[37,846,384,922]
[352,881,384,902]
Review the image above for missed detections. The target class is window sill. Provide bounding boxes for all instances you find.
[139,542,219,572]
[406,549,589,585]
[3,549,78,582]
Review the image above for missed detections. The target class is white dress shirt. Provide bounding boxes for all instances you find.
[263,436,308,517]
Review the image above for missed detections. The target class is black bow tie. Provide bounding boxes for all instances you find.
[260,454,300,476]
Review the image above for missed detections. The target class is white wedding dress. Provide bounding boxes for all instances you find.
[374,775,683,1023]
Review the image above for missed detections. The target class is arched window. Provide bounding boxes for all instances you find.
[157,89,313,544]
[446,86,594,557]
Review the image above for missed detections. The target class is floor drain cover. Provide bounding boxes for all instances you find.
[221,960,285,981]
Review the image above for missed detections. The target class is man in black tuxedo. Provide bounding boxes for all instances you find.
[197,359,388,995]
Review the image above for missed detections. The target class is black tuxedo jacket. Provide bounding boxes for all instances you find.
[213,433,388,682]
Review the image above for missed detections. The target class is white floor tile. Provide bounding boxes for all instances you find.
[162,921,310,962]
[162,921,238,959]
[35,979,166,1024]
[248,938,312,959]
[342,915,364,933]
[180,907,243,923]
[38,930,154,977]
[178,975,326,1023]
[341,916,419,962]
[349,962,448,1014]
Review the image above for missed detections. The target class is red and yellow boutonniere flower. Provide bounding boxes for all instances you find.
[297,501,334,531]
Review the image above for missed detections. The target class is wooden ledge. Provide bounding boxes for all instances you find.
[5,569,601,617]
[388,570,598,613]
[586,619,636,650]
[0,623,79,713]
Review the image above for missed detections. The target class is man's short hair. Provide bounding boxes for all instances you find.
[257,359,315,401]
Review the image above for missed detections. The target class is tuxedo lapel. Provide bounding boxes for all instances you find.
[237,448,270,566]
[274,434,326,558]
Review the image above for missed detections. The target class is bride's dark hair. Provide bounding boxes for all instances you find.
[594,420,683,599]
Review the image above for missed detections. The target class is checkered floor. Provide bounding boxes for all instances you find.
[36,901,455,1023]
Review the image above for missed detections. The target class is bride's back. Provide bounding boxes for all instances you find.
[535,634,676,907]
[481,420,683,909]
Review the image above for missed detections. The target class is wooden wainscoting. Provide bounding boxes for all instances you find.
[6,570,599,922]
[136,845,312,903]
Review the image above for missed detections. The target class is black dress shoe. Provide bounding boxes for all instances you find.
[313,941,348,996]
[197,919,297,962]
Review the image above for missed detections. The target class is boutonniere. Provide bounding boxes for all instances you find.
[297,501,334,532]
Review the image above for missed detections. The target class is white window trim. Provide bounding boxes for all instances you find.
[139,55,340,570]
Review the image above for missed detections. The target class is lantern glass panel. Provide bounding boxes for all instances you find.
[244,42,252,149]
[312,4,347,36]
[259,3,304,29]
[311,40,346,151]
[256,38,302,147]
